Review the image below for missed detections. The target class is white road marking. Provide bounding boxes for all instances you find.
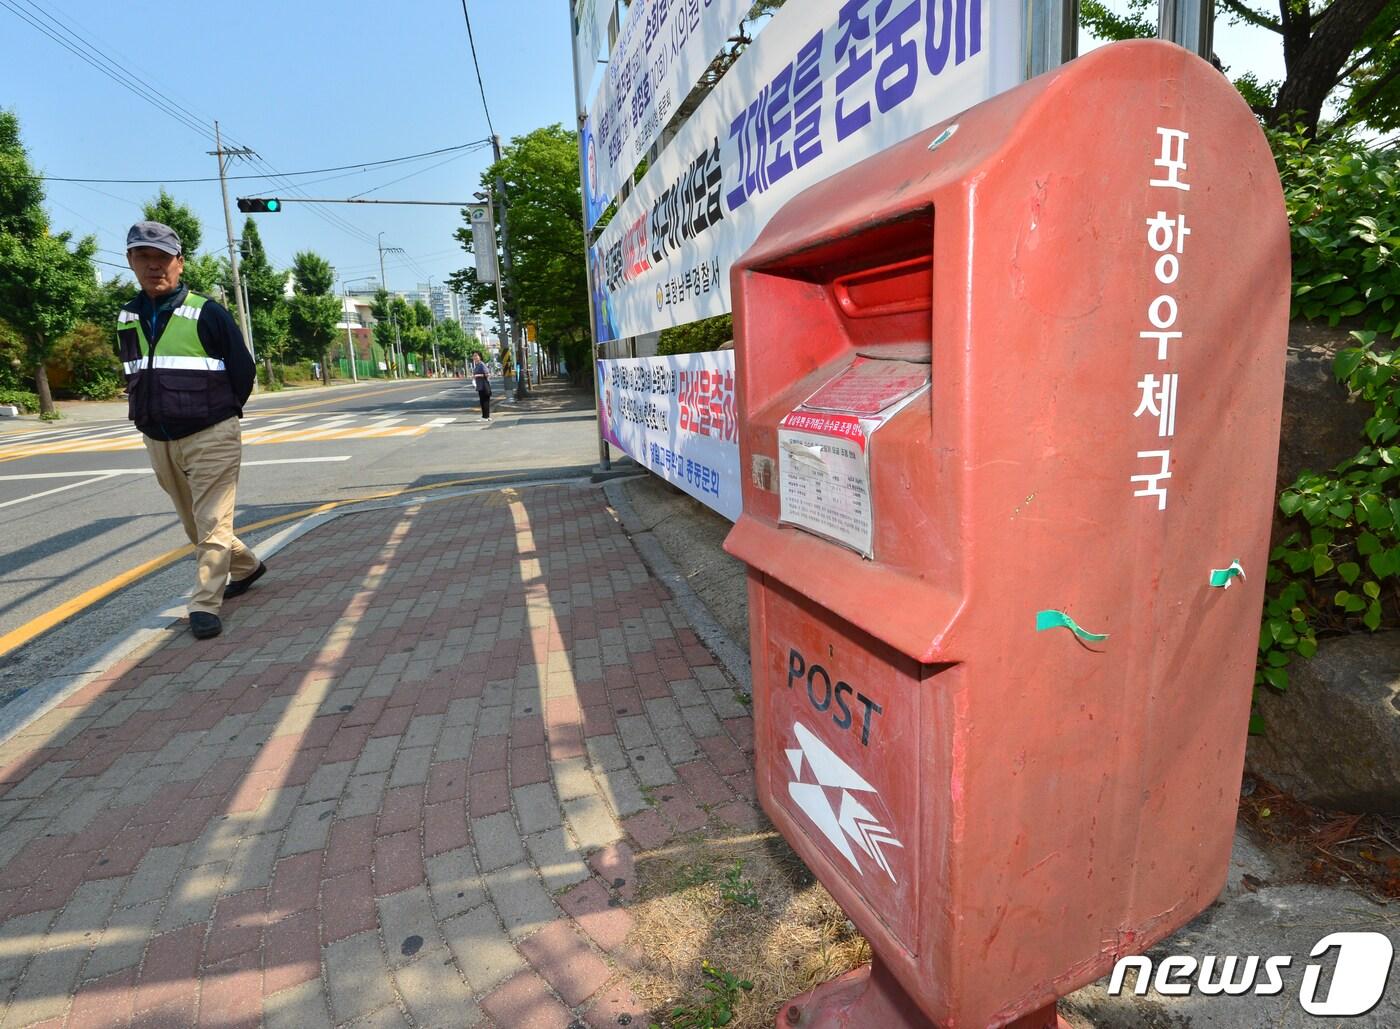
[0,475,118,508]
[0,456,355,509]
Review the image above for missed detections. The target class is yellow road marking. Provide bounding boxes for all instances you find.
[0,470,521,660]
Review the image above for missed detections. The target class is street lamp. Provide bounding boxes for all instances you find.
[336,276,360,382]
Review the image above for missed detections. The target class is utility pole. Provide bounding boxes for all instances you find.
[210,122,255,359]
[491,134,529,401]
[377,233,408,379]
[481,187,512,394]
[566,0,611,470]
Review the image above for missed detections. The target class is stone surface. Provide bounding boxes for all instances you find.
[0,482,742,1028]
[1246,632,1400,812]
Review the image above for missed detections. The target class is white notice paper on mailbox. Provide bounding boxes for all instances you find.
[777,357,930,558]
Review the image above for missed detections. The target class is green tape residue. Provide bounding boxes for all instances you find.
[1035,609,1108,642]
[1209,560,1245,588]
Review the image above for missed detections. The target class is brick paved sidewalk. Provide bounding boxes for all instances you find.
[0,483,758,1028]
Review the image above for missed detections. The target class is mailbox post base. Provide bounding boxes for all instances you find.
[776,959,1068,1029]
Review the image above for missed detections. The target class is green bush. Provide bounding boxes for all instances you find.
[50,322,123,400]
[1256,131,1400,724]
[74,371,124,401]
[281,360,316,383]
[657,313,733,356]
[1271,126,1400,336]
[0,387,39,412]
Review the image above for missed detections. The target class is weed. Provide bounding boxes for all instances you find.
[718,861,759,910]
[653,960,754,1028]
[671,860,717,890]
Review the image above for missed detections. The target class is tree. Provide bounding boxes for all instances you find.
[433,318,471,372]
[370,289,401,376]
[239,218,287,377]
[0,109,96,416]
[140,189,223,294]
[143,188,202,253]
[1081,1,1398,136]
[287,251,341,383]
[658,313,733,355]
[449,125,591,385]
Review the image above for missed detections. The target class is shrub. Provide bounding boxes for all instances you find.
[1271,126,1400,337]
[657,313,733,356]
[0,387,39,412]
[50,322,123,400]
[1257,131,1400,721]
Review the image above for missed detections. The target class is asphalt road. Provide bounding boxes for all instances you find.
[0,376,603,693]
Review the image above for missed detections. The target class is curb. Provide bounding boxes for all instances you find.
[0,475,591,746]
[603,478,752,693]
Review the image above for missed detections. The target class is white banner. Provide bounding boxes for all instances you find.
[589,0,1021,342]
[573,0,615,109]
[582,0,752,230]
[598,351,741,520]
[468,205,498,284]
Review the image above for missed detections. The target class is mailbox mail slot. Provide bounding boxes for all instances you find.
[725,40,1290,1028]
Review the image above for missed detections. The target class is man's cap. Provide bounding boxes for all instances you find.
[125,221,183,256]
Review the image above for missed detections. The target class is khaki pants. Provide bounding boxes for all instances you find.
[144,416,260,616]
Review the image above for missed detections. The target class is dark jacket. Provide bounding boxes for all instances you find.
[118,285,255,440]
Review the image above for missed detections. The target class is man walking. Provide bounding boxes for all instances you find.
[119,221,265,639]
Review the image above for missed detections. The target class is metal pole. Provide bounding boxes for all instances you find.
[1023,0,1079,79]
[377,233,400,379]
[567,0,611,469]
[491,135,529,401]
[212,122,254,358]
[1157,0,1213,60]
[484,189,512,393]
[339,280,359,382]
[427,276,441,377]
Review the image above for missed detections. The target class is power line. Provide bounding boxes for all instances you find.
[18,141,493,185]
[0,0,215,144]
[460,0,497,139]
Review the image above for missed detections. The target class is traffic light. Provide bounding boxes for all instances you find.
[236,197,281,213]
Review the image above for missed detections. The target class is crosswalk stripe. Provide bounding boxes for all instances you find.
[0,411,460,457]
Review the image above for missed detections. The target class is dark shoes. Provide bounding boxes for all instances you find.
[224,561,267,600]
[190,612,223,639]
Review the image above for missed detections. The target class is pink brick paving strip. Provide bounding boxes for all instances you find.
[0,484,761,1027]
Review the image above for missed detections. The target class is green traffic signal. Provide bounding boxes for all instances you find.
[236,197,282,213]
[266,199,280,212]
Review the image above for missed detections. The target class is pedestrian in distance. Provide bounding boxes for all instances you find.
[472,350,492,421]
[119,221,266,640]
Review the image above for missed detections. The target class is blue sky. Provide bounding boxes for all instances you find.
[2,0,577,296]
[3,1,1287,303]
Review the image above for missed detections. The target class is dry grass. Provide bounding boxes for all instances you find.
[627,826,871,1027]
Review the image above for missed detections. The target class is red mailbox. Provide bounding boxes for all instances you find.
[724,41,1289,1028]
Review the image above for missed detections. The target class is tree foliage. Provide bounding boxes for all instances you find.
[1081,1,1397,136]
[239,217,288,366]
[287,251,341,376]
[142,188,202,254]
[1274,125,1400,337]
[657,313,734,355]
[0,108,95,415]
[450,124,591,383]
